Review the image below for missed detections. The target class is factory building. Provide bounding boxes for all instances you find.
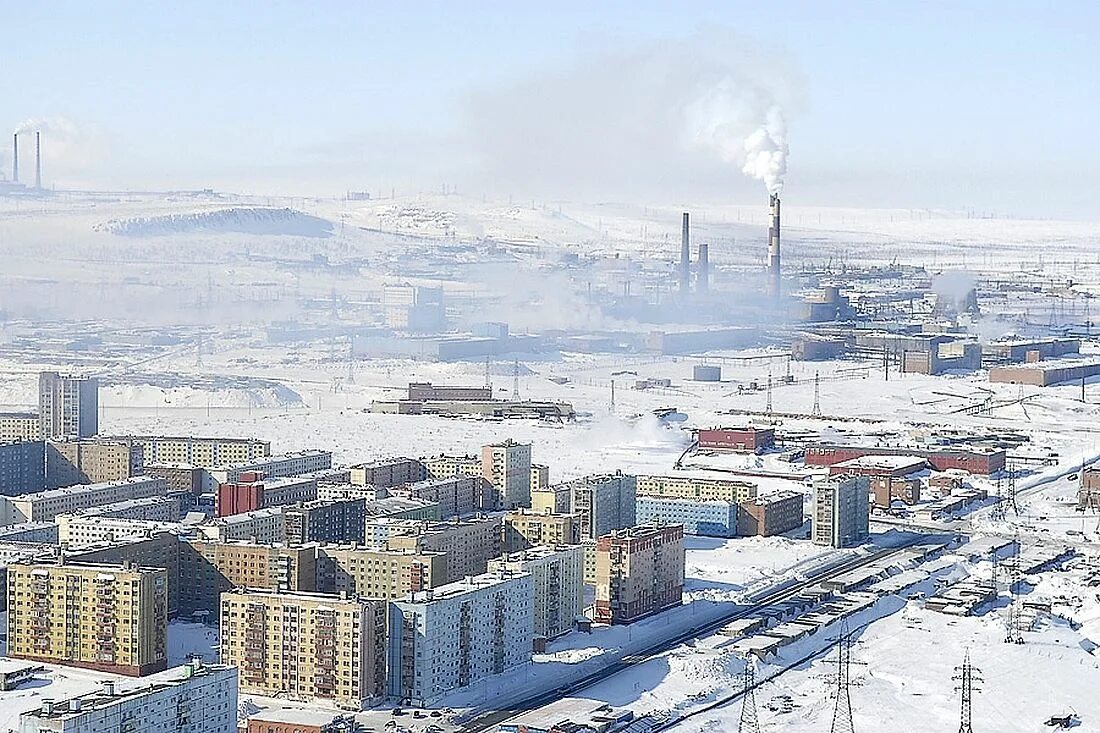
[635,496,738,538]
[45,439,144,488]
[0,412,41,442]
[314,545,447,599]
[407,382,491,402]
[593,524,685,625]
[488,545,584,640]
[696,427,775,453]
[178,540,317,618]
[812,477,870,549]
[828,455,928,478]
[38,372,99,440]
[284,498,366,545]
[805,444,1005,476]
[736,491,804,536]
[17,660,237,733]
[0,476,168,525]
[635,474,758,503]
[561,472,637,542]
[872,477,922,507]
[220,590,386,708]
[988,361,1100,387]
[901,340,982,375]
[349,457,427,488]
[502,509,580,551]
[0,440,46,495]
[982,337,1080,364]
[387,571,534,706]
[482,439,532,509]
[6,561,168,676]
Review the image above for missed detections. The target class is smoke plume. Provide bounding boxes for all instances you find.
[11,116,104,175]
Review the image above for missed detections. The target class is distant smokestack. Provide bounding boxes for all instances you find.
[767,194,781,299]
[12,133,18,183]
[34,131,41,189]
[698,242,709,293]
[680,212,690,295]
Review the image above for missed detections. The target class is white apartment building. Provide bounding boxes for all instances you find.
[56,515,186,547]
[38,372,99,440]
[0,477,168,525]
[387,570,534,706]
[197,506,286,543]
[207,450,333,487]
[488,544,583,639]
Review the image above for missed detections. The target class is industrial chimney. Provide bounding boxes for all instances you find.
[34,131,41,189]
[11,133,18,183]
[680,212,690,296]
[698,242,709,293]
[767,194,781,299]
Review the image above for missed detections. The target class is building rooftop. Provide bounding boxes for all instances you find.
[400,569,531,603]
[13,476,165,503]
[832,454,928,471]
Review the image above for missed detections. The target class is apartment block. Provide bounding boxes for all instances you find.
[208,450,333,487]
[391,475,489,518]
[635,496,738,537]
[594,524,685,625]
[481,440,532,509]
[349,458,427,488]
[38,372,99,440]
[198,506,286,544]
[284,498,365,545]
[387,571,534,706]
[17,660,237,733]
[78,494,182,522]
[363,496,441,521]
[57,515,185,547]
[216,474,318,517]
[423,454,482,481]
[488,545,583,639]
[812,476,870,548]
[0,440,45,496]
[502,509,580,551]
[636,474,758,503]
[6,561,168,676]
[382,516,502,582]
[530,464,550,493]
[112,435,270,466]
[0,476,168,525]
[0,521,58,544]
[144,463,205,494]
[736,491,804,536]
[315,545,447,599]
[530,485,570,515]
[562,472,637,542]
[318,484,384,501]
[67,533,182,617]
[45,439,144,489]
[178,540,316,618]
[0,412,40,442]
[220,590,386,708]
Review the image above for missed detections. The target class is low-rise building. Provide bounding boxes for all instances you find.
[736,491,804,536]
[387,571,534,706]
[635,496,738,537]
[220,590,386,708]
[502,509,580,551]
[872,476,922,507]
[829,454,928,478]
[488,545,583,639]
[696,427,775,453]
[594,524,685,625]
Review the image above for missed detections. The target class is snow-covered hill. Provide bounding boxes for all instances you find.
[93,206,333,238]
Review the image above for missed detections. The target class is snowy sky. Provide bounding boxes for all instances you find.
[3,1,1098,217]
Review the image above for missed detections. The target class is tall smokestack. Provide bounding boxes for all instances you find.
[34,131,41,189]
[767,194,781,299]
[680,212,690,296]
[12,133,18,183]
[698,242,709,293]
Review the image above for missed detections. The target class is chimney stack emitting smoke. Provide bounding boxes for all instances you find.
[767,194,781,299]
[11,133,18,183]
[34,131,41,189]
[680,212,690,296]
[698,242,709,293]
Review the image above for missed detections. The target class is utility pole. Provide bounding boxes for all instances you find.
[610,379,616,411]
[737,662,761,733]
[883,344,889,381]
[953,652,982,733]
[812,371,822,417]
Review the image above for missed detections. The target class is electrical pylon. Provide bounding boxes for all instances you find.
[511,359,521,401]
[737,661,761,733]
[765,372,773,414]
[953,651,982,733]
[812,371,822,417]
[1005,534,1025,644]
[829,632,860,733]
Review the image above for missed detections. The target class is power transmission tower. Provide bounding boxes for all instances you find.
[346,342,355,385]
[812,372,822,417]
[765,372,773,414]
[953,651,982,733]
[610,379,616,411]
[1005,534,1025,644]
[484,357,491,389]
[991,473,1006,522]
[1005,461,1019,516]
[511,359,521,401]
[738,661,762,733]
[828,632,862,733]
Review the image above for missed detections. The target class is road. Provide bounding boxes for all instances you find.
[460,534,936,732]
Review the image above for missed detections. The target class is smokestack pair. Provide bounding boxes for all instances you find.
[767,194,781,299]
[11,132,42,188]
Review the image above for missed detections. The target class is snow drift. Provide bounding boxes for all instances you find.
[94,207,333,238]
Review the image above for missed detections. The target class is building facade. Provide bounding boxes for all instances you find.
[110,435,270,466]
[736,491,804,536]
[594,524,685,625]
[696,427,776,453]
[314,545,447,599]
[502,509,580,551]
[635,496,738,537]
[6,561,168,676]
[0,476,168,525]
[284,498,366,545]
[0,412,40,442]
[38,372,99,440]
[393,475,489,518]
[0,440,45,496]
[220,590,386,708]
[488,545,583,639]
[635,474,758,503]
[45,439,144,489]
[349,458,427,488]
[382,516,502,582]
[812,477,870,548]
[178,540,317,618]
[563,473,637,542]
[481,440,532,510]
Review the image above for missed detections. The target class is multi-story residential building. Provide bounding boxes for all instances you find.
[423,454,482,482]
[6,561,168,675]
[387,571,534,706]
[382,516,502,582]
[530,464,550,493]
[562,472,637,542]
[0,412,40,442]
[636,474,758,503]
[635,496,738,537]
[530,485,570,515]
[481,440,532,509]
[198,506,286,544]
[75,494,182,522]
[208,451,333,487]
[581,540,598,585]
[391,476,488,518]
[0,521,58,544]
[502,509,580,551]
[284,498,365,545]
[349,458,427,488]
[0,476,168,525]
[736,491,804,536]
[812,476,870,548]
[0,440,45,496]
[38,372,99,440]
[45,439,144,489]
[220,590,386,708]
[594,524,685,625]
[178,540,317,617]
[110,435,270,466]
[363,496,441,521]
[315,546,447,599]
[57,515,186,548]
[318,484,383,501]
[67,533,182,617]
[488,545,583,639]
[17,659,237,733]
[144,463,205,495]
[215,474,318,517]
